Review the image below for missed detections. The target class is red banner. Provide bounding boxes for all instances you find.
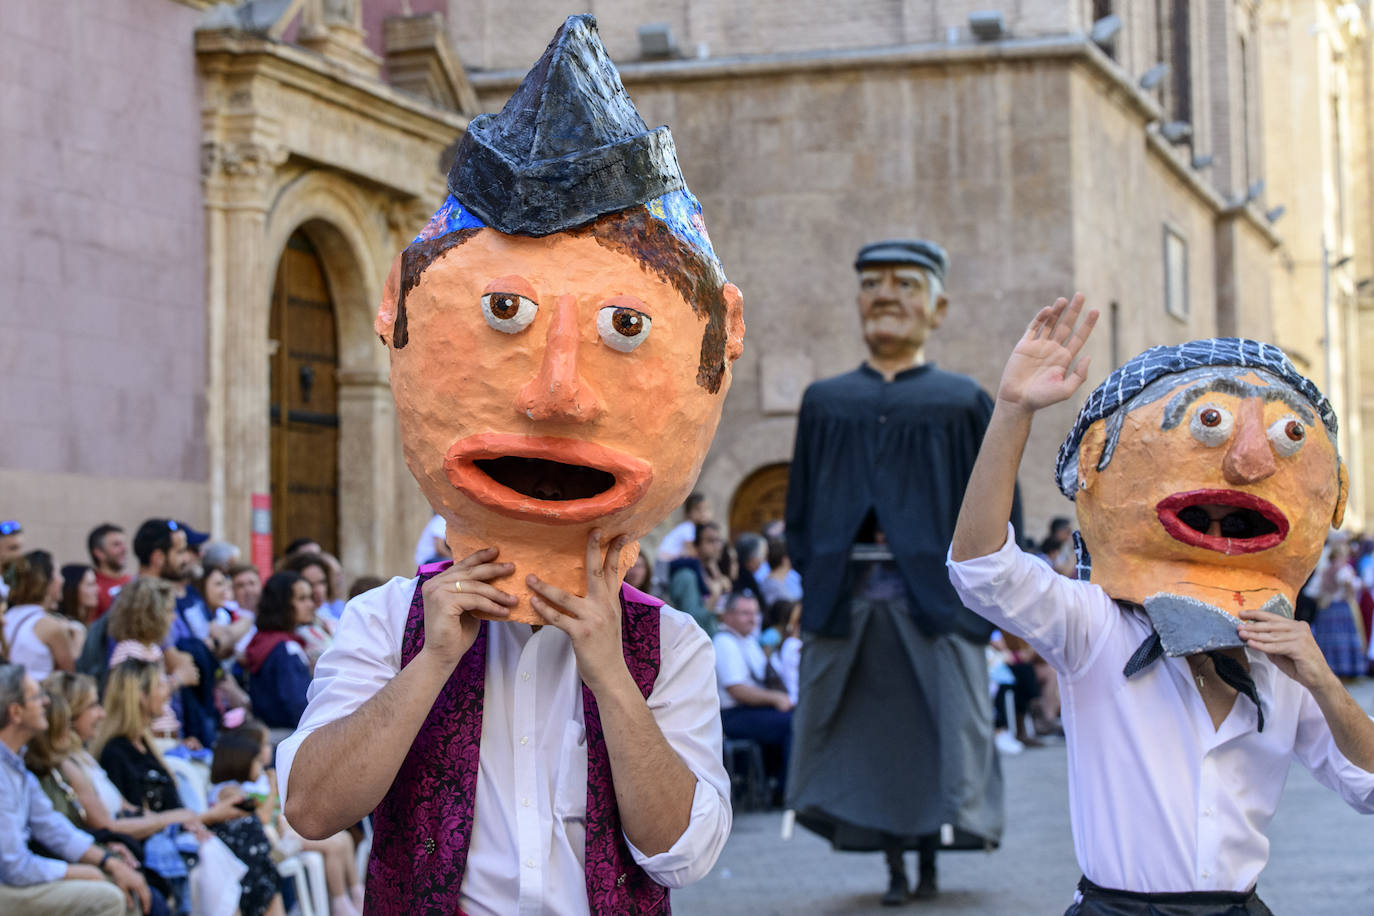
[251,493,273,581]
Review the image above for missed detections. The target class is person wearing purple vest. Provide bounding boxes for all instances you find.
[276,15,744,915]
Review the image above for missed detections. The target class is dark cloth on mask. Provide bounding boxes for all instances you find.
[1122,615,1265,732]
[785,363,1021,640]
[1056,338,1337,501]
[1066,875,1272,916]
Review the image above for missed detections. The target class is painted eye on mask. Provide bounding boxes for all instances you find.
[1267,416,1306,457]
[596,306,652,352]
[1188,403,1234,447]
[481,292,538,334]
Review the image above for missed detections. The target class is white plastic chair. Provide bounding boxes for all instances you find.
[278,850,327,916]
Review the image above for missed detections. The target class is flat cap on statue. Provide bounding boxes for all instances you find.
[447,14,686,236]
[853,239,949,281]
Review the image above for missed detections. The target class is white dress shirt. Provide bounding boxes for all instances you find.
[947,524,1374,895]
[711,628,767,711]
[277,576,731,916]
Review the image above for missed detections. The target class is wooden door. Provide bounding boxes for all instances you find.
[728,463,791,537]
[269,232,340,557]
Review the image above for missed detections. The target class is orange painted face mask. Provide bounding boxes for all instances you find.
[376,226,744,622]
[1061,348,1346,657]
[372,14,746,622]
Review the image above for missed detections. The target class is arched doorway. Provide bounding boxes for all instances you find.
[729,462,791,536]
[269,231,340,556]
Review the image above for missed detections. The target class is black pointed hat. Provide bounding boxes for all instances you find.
[448,14,685,236]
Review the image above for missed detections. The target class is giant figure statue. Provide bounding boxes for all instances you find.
[786,239,1013,905]
[950,295,1374,915]
[276,16,744,915]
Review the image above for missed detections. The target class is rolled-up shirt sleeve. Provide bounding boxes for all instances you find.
[947,522,1116,676]
[625,610,731,887]
[1292,687,1374,812]
[0,770,94,886]
[276,577,408,813]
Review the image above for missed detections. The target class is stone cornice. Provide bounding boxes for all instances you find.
[468,35,1259,227]
[198,29,462,201]
[197,29,467,139]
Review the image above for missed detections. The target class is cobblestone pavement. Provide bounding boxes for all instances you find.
[675,681,1374,915]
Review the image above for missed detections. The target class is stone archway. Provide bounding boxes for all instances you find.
[255,174,407,578]
[728,462,791,536]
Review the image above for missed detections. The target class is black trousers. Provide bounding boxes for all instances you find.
[721,705,792,792]
[1065,876,1273,916]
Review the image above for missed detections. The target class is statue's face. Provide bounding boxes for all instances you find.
[380,228,743,618]
[855,265,945,357]
[1076,368,1346,615]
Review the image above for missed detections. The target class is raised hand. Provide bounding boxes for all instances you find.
[526,530,632,695]
[418,547,516,669]
[997,293,1098,413]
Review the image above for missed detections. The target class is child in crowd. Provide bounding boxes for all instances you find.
[212,716,364,915]
[107,577,200,745]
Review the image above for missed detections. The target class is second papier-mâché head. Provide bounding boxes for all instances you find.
[1055,339,1347,657]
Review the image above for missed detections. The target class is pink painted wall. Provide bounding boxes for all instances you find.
[0,0,207,483]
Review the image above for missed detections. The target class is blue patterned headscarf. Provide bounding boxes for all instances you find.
[1054,338,1338,501]
[411,188,719,266]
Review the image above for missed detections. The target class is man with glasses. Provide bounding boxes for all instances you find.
[0,663,156,914]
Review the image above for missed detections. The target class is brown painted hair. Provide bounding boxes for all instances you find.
[394,206,731,393]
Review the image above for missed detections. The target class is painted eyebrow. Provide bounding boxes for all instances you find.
[1160,376,1315,430]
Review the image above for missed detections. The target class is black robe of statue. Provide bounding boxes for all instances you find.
[785,362,1022,641]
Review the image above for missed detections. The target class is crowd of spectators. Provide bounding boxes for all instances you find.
[642,496,803,807]
[0,516,374,915]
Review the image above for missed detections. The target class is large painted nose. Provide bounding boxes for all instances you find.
[515,295,604,423]
[1221,398,1278,485]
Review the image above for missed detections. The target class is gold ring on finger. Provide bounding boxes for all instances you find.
[454,580,463,594]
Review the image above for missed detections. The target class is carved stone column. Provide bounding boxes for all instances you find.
[336,367,395,579]
[202,140,288,553]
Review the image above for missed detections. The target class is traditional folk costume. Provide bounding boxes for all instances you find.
[786,245,1016,884]
[949,340,1374,915]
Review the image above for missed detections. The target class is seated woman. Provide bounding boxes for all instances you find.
[279,553,337,664]
[243,572,313,730]
[195,565,252,715]
[94,659,282,916]
[107,578,200,744]
[197,565,254,664]
[2,550,84,680]
[38,672,201,848]
[58,564,100,626]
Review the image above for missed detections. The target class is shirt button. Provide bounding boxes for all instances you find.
[1203,808,1212,817]
[521,797,530,807]
[520,736,529,746]
[1201,870,1210,879]
[525,859,536,869]
[878,414,888,423]
[521,671,530,681]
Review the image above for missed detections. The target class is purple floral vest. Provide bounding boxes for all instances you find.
[365,568,671,916]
